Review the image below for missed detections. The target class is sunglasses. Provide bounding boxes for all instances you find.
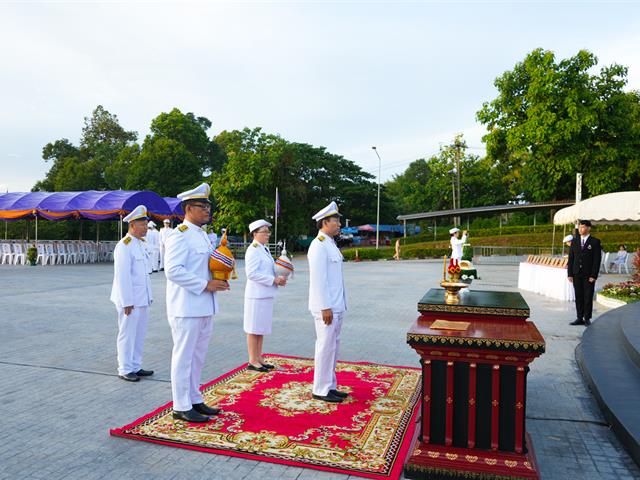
[191,203,211,211]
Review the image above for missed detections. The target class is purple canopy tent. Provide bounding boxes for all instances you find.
[0,190,180,242]
[164,197,184,219]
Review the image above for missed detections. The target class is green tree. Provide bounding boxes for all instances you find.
[477,49,640,200]
[34,105,138,192]
[126,138,203,197]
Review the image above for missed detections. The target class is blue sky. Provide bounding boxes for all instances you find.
[1,0,639,192]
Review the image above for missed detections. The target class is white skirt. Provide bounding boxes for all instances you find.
[243,297,274,335]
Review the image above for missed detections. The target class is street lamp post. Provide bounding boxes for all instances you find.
[372,146,382,249]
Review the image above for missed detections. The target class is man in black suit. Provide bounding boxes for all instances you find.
[568,220,602,326]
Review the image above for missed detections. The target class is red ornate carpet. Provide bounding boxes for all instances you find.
[110,354,421,479]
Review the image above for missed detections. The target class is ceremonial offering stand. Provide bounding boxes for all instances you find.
[405,289,545,480]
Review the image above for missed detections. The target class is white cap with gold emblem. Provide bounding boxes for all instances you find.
[123,205,148,223]
[312,201,341,221]
[449,227,460,234]
[177,183,211,202]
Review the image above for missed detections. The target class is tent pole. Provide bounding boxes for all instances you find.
[562,224,566,256]
[79,220,83,240]
[4,220,7,240]
[433,220,436,241]
[551,224,556,256]
[96,222,100,243]
[119,215,123,239]
[35,215,38,245]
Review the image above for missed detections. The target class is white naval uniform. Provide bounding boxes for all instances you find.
[147,228,161,271]
[110,234,153,376]
[164,220,218,412]
[308,231,347,397]
[244,241,278,335]
[159,226,173,270]
[450,233,468,261]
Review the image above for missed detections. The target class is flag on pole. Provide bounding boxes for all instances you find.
[275,187,281,218]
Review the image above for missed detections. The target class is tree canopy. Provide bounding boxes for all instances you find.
[476,48,640,201]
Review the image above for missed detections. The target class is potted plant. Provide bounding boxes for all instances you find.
[27,245,37,266]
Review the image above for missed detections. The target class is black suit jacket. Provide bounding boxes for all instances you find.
[567,234,602,278]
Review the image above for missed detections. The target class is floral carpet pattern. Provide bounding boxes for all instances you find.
[110,354,421,479]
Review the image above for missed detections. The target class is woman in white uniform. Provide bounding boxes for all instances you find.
[244,219,287,372]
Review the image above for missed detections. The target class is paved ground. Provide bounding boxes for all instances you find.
[0,259,638,480]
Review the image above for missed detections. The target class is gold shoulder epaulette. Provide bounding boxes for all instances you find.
[252,242,259,248]
[140,237,146,242]
[178,224,188,232]
[123,237,132,245]
[318,235,325,242]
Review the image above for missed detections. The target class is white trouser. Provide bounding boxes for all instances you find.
[151,249,160,271]
[159,246,165,270]
[116,306,149,376]
[312,311,344,396]
[168,315,214,411]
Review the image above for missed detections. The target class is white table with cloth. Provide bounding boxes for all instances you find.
[518,262,575,302]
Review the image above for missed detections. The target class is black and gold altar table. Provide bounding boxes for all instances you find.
[405,289,545,480]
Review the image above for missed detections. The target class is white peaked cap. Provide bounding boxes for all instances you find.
[562,234,573,243]
[249,219,272,232]
[312,201,341,221]
[147,221,156,228]
[123,205,148,223]
[177,183,211,202]
[163,219,171,224]
[449,227,460,234]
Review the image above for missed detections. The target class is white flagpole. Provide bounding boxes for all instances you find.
[274,187,278,252]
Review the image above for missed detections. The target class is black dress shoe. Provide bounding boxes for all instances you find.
[260,363,275,370]
[584,318,592,326]
[193,403,221,415]
[118,372,140,382]
[329,389,349,398]
[172,409,210,423]
[135,369,154,376]
[313,393,344,403]
[247,364,269,372]
[569,319,585,326]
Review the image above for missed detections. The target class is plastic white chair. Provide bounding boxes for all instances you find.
[45,243,57,265]
[77,242,88,264]
[12,243,26,265]
[86,242,97,263]
[1,243,13,265]
[56,242,69,264]
[615,252,630,274]
[66,242,78,264]
[36,244,48,266]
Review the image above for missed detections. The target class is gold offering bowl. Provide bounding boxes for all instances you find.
[440,280,469,304]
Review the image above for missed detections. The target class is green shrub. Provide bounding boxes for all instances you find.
[342,247,394,261]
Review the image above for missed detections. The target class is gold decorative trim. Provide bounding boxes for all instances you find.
[407,333,545,352]
[418,303,529,317]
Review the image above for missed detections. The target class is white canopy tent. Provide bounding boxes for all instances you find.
[551,191,640,255]
[554,191,640,225]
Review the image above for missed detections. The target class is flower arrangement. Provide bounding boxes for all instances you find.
[27,245,37,266]
[600,281,639,303]
[448,258,462,275]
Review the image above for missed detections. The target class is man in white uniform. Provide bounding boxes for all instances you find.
[146,221,161,272]
[110,205,154,382]
[164,183,230,423]
[159,219,173,271]
[308,201,348,403]
[449,227,468,262]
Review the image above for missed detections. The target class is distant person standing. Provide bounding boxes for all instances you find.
[568,220,602,326]
[164,183,230,423]
[146,221,161,272]
[449,227,468,262]
[308,201,348,403]
[159,219,173,271]
[110,205,154,382]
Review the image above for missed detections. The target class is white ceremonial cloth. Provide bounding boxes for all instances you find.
[517,262,575,302]
[307,232,347,313]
